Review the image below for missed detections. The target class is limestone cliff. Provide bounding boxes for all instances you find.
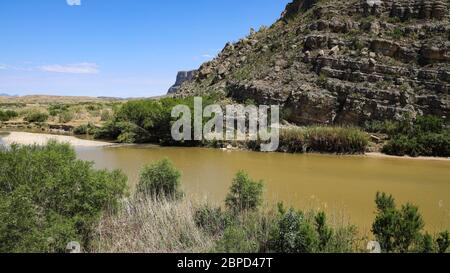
[173,0,450,125]
[168,70,196,94]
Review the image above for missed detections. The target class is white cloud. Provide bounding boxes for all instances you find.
[39,63,99,74]
[202,54,213,58]
[0,64,33,71]
[66,0,81,6]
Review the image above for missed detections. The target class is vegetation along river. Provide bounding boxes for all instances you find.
[73,144,450,234]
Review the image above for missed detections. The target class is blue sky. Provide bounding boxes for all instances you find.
[0,0,291,97]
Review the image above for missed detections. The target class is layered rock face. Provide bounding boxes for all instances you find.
[167,70,196,94]
[173,0,450,125]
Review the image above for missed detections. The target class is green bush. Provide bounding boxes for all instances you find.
[0,110,18,122]
[94,121,151,143]
[364,120,401,135]
[214,226,259,253]
[414,116,444,134]
[225,171,264,213]
[194,205,231,236]
[73,123,96,135]
[382,135,422,157]
[267,205,358,253]
[136,158,182,199]
[24,111,49,123]
[48,104,70,116]
[315,211,333,250]
[58,111,74,123]
[417,233,434,253]
[382,131,450,157]
[268,208,319,253]
[372,193,424,253]
[100,110,112,121]
[379,116,450,157]
[95,95,220,145]
[370,192,450,253]
[436,231,450,253]
[0,142,127,253]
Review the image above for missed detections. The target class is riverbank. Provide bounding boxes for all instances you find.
[0,131,113,147]
[366,152,450,162]
[2,131,449,162]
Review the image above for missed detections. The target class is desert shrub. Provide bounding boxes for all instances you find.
[225,171,264,213]
[136,158,182,199]
[365,120,401,135]
[100,110,112,121]
[436,231,450,253]
[267,204,359,253]
[214,226,259,253]
[0,110,18,122]
[194,205,231,236]
[417,233,434,253]
[268,208,319,253]
[315,212,333,250]
[73,123,96,135]
[24,111,49,123]
[387,28,404,39]
[58,111,74,123]
[48,104,70,116]
[0,142,127,253]
[85,104,102,112]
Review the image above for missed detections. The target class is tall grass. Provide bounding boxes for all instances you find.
[93,196,215,253]
[93,196,363,253]
[305,127,369,154]
[250,126,369,154]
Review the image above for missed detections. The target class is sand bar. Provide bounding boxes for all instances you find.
[0,132,112,147]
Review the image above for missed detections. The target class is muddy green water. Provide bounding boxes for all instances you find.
[75,145,450,233]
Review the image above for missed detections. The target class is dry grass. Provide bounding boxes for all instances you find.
[92,195,364,253]
[93,196,215,253]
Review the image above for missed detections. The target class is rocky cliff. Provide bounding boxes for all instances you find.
[173,0,450,125]
[167,70,196,94]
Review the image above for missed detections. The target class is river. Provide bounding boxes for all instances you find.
[1,132,449,233]
[76,145,450,233]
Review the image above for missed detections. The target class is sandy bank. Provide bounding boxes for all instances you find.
[366,152,450,162]
[0,132,112,147]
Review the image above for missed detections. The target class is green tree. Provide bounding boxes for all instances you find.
[0,142,127,253]
[372,192,424,253]
[136,158,182,199]
[225,171,263,213]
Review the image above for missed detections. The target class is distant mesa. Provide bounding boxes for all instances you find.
[0,93,17,97]
[167,70,196,94]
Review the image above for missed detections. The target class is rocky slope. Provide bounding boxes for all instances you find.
[171,0,449,126]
